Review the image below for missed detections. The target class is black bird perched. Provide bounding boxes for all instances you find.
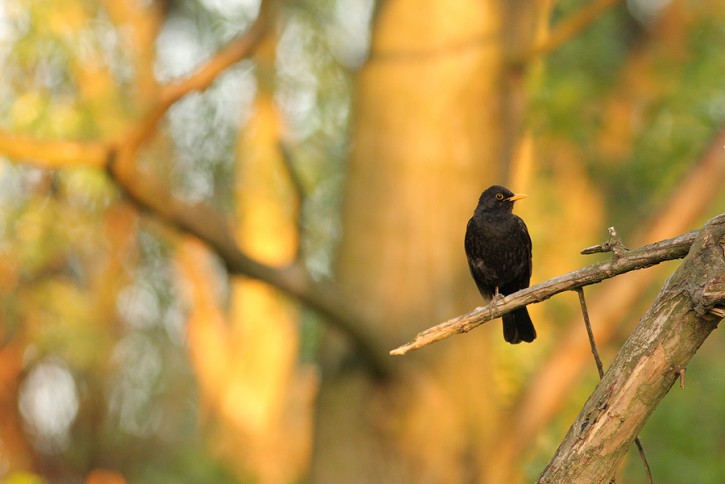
[464,185,536,344]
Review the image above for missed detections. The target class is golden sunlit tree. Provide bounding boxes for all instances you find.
[0,0,723,483]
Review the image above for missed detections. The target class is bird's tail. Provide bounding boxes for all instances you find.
[502,307,536,344]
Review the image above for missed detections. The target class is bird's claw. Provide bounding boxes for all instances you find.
[488,289,505,319]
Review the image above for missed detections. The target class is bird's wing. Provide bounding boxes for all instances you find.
[513,215,533,280]
[465,218,496,298]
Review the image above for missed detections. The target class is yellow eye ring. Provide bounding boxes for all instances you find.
[495,193,504,200]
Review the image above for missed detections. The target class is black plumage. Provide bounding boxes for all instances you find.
[464,185,536,344]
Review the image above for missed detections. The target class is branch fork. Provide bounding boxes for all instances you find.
[539,214,724,482]
[580,226,630,259]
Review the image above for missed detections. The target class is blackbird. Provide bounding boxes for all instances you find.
[465,185,536,344]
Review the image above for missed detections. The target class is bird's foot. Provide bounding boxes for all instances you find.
[488,289,505,319]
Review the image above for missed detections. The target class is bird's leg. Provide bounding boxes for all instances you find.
[489,287,505,319]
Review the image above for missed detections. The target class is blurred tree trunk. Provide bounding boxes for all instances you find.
[311,1,543,481]
[181,35,318,482]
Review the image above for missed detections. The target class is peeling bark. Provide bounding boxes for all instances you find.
[539,214,725,483]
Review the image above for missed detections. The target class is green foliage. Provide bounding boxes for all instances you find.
[530,5,635,141]
[532,1,725,229]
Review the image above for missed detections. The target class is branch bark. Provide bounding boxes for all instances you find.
[390,228,699,355]
[539,213,724,482]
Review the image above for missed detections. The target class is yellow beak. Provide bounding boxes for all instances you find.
[507,193,528,202]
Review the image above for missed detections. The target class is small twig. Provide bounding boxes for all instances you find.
[581,226,629,258]
[576,287,604,378]
[696,276,725,317]
[577,287,653,484]
[710,307,725,318]
[677,367,686,389]
[634,438,654,484]
[114,10,268,178]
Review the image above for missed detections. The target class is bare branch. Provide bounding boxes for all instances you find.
[676,367,686,388]
[0,132,108,168]
[105,147,393,378]
[580,226,629,258]
[107,8,392,378]
[390,228,698,356]
[539,214,724,482]
[0,8,393,378]
[0,12,267,172]
[160,19,266,107]
[112,10,269,179]
[634,438,654,484]
[576,288,604,378]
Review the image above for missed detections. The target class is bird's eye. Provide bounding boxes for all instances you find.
[495,193,504,200]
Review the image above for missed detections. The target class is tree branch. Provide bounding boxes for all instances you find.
[0,10,267,172]
[0,132,108,168]
[105,8,392,377]
[390,228,700,355]
[105,153,392,376]
[0,6,393,378]
[111,8,269,181]
[576,287,605,379]
[539,214,725,482]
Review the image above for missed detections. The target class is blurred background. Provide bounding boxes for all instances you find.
[0,0,723,482]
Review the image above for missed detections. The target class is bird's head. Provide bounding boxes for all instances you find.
[477,185,527,212]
